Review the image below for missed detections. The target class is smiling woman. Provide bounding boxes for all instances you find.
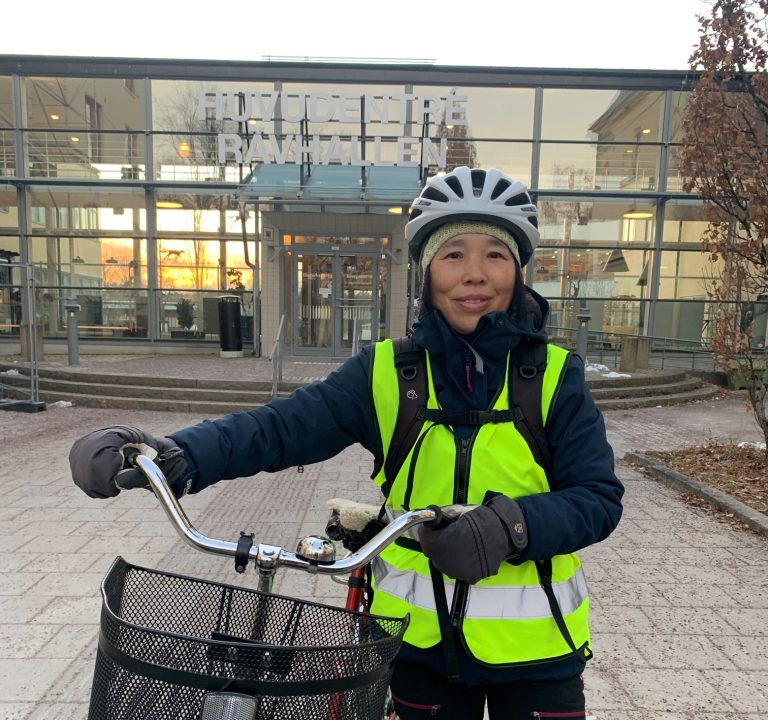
[427,232,518,335]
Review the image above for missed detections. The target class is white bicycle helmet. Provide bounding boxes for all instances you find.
[406,166,539,267]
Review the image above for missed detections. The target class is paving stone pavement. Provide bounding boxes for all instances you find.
[0,357,766,719]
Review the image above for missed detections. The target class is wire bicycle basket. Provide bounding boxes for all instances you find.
[88,557,408,720]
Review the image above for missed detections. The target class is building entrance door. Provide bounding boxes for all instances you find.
[293,251,380,356]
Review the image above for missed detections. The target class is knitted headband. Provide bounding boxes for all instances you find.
[420,222,521,272]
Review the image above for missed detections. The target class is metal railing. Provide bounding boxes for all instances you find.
[268,314,286,399]
[0,263,42,409]
[546,324,716,371]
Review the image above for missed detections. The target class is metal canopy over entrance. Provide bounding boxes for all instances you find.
[237,165,422,203]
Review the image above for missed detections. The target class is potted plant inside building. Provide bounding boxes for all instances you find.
[171,297,204,339]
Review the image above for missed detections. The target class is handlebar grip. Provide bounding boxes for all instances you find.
[115,467,149,491]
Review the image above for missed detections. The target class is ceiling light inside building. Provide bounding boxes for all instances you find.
[642,128,652,134]
[623,209,654,219]
[70,136,80,143]
[388,207,403,214]
[156,200,183,209]
[50,113,60,120]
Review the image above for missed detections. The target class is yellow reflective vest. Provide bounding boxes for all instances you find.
[369,338,591,666]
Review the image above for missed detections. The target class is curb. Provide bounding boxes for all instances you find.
[625,451,768,537]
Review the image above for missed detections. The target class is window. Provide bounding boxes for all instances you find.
[85,94,103,162]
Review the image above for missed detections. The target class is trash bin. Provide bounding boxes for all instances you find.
[217,295,243,358]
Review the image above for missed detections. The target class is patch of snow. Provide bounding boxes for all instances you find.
[738,441,766,450]
[51,400,74,408]
[602,371,631,379]
[0,368,20,375]
[585,363,610,372]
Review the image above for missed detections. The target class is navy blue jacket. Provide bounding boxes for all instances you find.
[170,287,623,684]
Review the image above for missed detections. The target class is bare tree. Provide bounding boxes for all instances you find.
[680,0,768,452]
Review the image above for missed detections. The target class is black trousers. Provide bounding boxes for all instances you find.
[390,659,586,720]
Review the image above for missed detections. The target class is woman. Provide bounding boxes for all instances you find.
[70,166,623,719]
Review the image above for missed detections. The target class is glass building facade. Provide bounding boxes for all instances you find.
[0,56,721,358]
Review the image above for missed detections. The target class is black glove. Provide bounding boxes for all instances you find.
[69,425,188,499]
[418,495,528,583]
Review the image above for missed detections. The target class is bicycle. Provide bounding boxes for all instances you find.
[87,452,452,720]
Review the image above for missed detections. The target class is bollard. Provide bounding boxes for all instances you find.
[64,298,81,366]
[619,337,639,372]
[576,307,591,361]
[635,337,650,369]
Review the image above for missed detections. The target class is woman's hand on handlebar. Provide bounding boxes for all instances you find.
[69,426,188,499]
[419,496,529,583]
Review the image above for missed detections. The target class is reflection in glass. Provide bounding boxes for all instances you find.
[666,145,695,193]
[297,254,333,349]
[658,250,721,300]
[0,184,18,228]
[538,199,655,246]
[0,77,11,128]
[25,77,146,130]
[532,246,655,336]
[0,129,15,176]
[539,143,660,191]
[542,89,664,142]
[669,92,690,144]
[0,240,21,336]
[15,284,150,339]
[157,289,230,340]
[28,187,147,233]
[654,299,713,344]
[661,201,708,246]
[415,86,535,139]
[339,255,375,350]
[468,142,532,185]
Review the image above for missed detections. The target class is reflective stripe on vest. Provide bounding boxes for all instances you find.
[368,338,591,666]
[372,557,588,620]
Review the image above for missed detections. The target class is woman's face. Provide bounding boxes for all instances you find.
[428,232,517,334]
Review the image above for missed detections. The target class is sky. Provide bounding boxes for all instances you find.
[4,0,710,70]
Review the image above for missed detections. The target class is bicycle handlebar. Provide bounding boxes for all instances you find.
[128,454,443,576]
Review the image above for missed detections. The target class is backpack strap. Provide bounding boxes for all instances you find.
[381,337,428,500]
[509,338,553,478]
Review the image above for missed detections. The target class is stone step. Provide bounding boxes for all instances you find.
[0,373,278,404]
[585,370,688,389]
[3,385,267,414]
[1,363,719,413]
[0,362,303,393]
[589,376,703,400]
[596,384,722,411]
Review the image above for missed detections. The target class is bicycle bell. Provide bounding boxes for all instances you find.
[296,535,336,564]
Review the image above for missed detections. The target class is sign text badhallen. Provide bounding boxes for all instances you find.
[200,91,468,168]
